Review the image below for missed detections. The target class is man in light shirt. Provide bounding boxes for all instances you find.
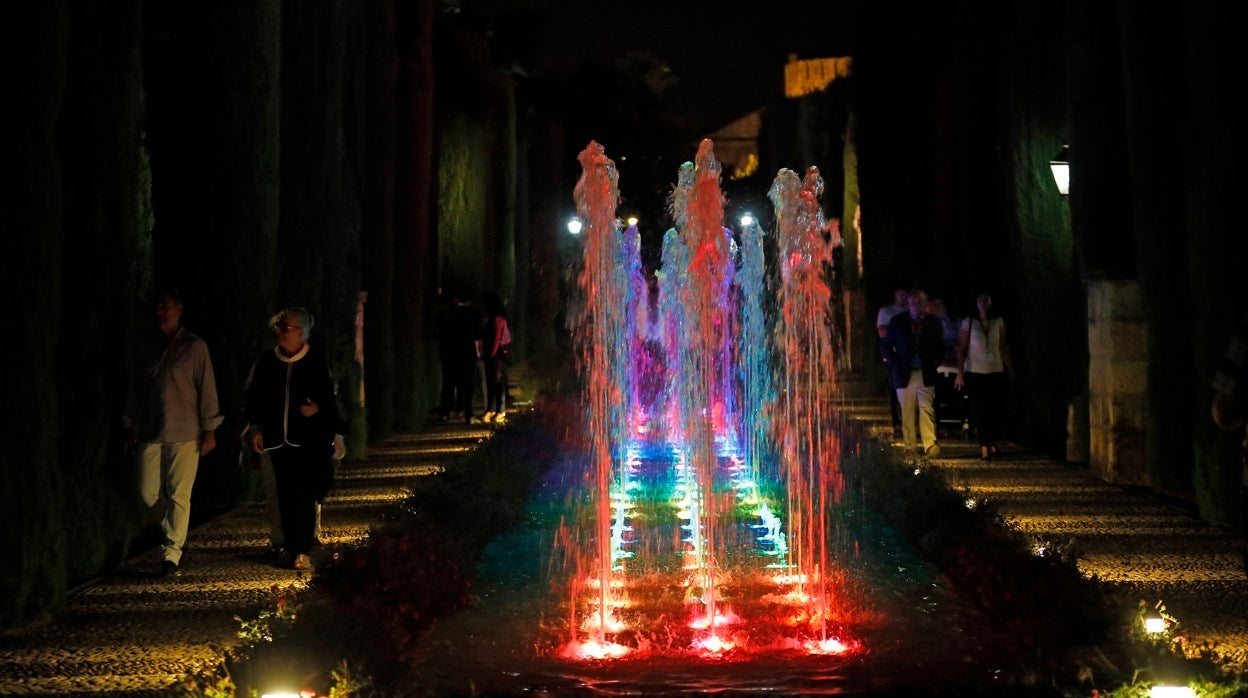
[123,289,223,576]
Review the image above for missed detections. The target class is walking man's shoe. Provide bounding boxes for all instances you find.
[293,554,312,571]
[160,559,180,577]
[924,443,941,458]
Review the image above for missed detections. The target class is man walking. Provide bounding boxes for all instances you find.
[876,285,910,436]
[881,288,945,457]
[124,289,223,576]
[437,286,484,425]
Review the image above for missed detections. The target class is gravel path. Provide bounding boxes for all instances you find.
[834,375,1248,675]
[0,423,497,696]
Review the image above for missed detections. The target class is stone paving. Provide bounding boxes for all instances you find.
[0,422,498,696]
[1,372,1246,695]
[833,375,1248,675]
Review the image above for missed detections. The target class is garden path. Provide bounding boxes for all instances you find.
[2,367,1245,694]
[0,418,504,695]
[833,374,1248,675]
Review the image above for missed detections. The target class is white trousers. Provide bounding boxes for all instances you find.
[139,440,199,565]
[896,369,937,451]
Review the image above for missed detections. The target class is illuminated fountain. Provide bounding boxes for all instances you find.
[404,139,1060,696]
[560,139,853,661]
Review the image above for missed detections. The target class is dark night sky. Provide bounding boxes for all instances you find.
[476,0,856,132]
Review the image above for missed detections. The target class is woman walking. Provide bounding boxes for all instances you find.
[243,307,346,569]
[954,293,1014,460]
[481,292,512,423]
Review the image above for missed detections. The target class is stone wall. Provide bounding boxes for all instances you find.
[1087,279,1149,484]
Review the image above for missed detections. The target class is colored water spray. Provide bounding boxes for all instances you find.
[563,140,853,659]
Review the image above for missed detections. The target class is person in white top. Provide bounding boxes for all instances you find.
[876,287,909,338]
[954,293,1014,460]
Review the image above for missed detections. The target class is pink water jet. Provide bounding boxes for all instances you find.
[560,139,854,662]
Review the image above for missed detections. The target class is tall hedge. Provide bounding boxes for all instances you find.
[358,1,398,442]
[143,0,282,505]
[278,0,366,456]
[56,0,153,582]
[3,1,71,628]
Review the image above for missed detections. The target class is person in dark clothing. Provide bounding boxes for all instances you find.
[481,292,512,423]
[243,307,345,570]
[880,289,946,457]
[437,287,484,425]
[876,286,910,436]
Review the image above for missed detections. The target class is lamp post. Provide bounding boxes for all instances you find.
[1049,145,1070,196]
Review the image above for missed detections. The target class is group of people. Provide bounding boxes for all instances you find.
[877,286,1014,461]
[123,284,514,576]
[123,291,345,574]
[435,287,513,426]
[106,279,1248,578]
[877,284,1246,571]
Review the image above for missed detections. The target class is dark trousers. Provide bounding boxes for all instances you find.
[485,356,507,412]
[934,370,967,432]
[270,446,330,555]
[441,355,476,418]
[439,352,456,417]
[966,371,1008,445]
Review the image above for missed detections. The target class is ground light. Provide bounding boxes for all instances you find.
[1149,686,1195,698]
[1144,615,1167,634]
[567,216,583,235]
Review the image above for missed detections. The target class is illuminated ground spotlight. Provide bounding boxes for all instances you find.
[1144,614,1167,634]
[1149,686,1194,698]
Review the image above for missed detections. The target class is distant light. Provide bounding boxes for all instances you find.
[567,217,583,235]
[740,213,754,228]
[1149,686,1194,698]
[1144,616,1166,634]
[1049,145,1070,196]
[261,693,301,698]
[626,215,639,227]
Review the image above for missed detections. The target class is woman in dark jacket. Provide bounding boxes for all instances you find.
[244,307,345,569]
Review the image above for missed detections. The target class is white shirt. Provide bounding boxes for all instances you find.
[961,316,1005,374]
[876,301,907,329]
